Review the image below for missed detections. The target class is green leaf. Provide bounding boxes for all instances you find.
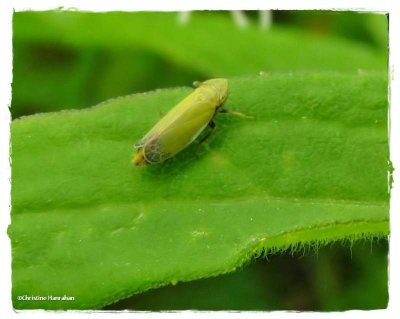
[9,72,389,309]
[12,11,387,118]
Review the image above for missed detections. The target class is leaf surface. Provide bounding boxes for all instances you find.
[9,73,389,309]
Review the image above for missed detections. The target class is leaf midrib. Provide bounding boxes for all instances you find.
[13,194,388,216]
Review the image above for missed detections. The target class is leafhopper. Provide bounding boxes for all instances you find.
[133,78,239,166]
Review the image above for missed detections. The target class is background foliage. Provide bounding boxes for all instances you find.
[12,11,387,118]
[11,10,389,310]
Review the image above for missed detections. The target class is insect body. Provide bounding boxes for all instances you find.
[132,78,228,166]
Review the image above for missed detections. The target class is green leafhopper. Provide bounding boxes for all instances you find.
[133,78,229,166]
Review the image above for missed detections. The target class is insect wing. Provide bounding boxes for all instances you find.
[137,92,199,146]
[143,101,215,163]
[134,101,188,149]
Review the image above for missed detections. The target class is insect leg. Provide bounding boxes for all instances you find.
[219,108,254,119]
[195,121,217,157]
[197,121,216,146]
[192,121,216,156]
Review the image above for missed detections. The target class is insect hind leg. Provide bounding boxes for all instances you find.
[197,121,216,146]
[194,121,217,157]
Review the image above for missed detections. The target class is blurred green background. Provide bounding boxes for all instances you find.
[105,240,388,311]
[12,11,387,119]
[12,10,388,310]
